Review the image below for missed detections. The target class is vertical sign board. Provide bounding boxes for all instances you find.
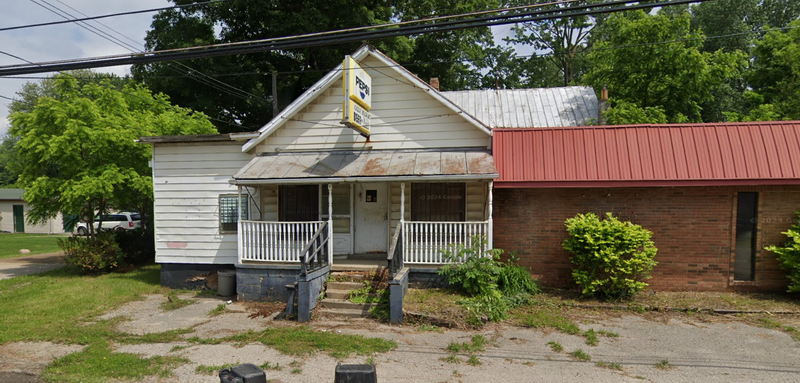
[341,56,372,137]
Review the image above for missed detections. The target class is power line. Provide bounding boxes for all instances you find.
[0,95,17,101]
[0,0,711,76]
[0,0,227,32]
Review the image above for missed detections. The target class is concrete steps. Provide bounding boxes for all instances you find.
[319,279,375,319]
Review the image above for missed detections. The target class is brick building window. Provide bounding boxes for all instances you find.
[734,192,758,281]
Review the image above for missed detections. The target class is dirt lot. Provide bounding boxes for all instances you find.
[3,292,799,383]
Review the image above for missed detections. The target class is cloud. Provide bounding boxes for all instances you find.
[0,0,170,127]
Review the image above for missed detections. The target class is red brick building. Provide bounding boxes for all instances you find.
[492,122,800,292]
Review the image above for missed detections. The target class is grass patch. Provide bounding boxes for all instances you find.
[114,327,194,345]
[218,326,396,359]
[513,308,580,335]
[291,368,302,374]
[583,329,599,346]
[208,304,228,317]
[569,349,591,362]
[0,233,65,259]
[546,341,563,352]
[596,361,623,371]
[446,335,487,354]
[404,288,471,327]
[655,360,673,370]
[161,291,195,311]
[417,324,443,332]
[466,354,481,366]
[195,363,237,375]
[43,342,188,383]
[597,330,619,338]
[0,265,165,344]
[755,317,800,341]
[261,361,282,370]
[441,354,462,364]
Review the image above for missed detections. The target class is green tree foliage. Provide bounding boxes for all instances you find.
[508,0,595,86]
[563,213,658,300]
[691,0,760,53]
[748,20,800,120]
[602,100,668,125]
[9,74,216,233]
[765,213,800,293]
[584,9,746,123]
[134,0,500,132]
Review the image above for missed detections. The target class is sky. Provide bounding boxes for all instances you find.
[0,1,521,138]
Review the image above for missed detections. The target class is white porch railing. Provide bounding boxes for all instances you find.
[402,221,489,264]
[238,220,325,263]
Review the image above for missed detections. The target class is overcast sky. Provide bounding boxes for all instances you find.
[0,1,520,138]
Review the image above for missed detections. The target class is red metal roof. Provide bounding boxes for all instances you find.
[493,121,800,188]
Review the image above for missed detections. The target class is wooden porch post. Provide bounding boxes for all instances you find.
[487,181,493,250]
[327,183,333,264]
[400,183,405,258]
[237,185,243,264]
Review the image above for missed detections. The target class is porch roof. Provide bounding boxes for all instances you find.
[232,149,497,184]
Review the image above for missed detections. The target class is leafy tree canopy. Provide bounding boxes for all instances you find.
[9,74,216,230]
[747,19,800,120]
[583,9,746,123]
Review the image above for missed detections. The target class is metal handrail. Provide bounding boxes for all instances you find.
[387,223,403,276]
[299,221,329,276]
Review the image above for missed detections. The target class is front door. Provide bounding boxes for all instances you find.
[354,183,388,254]
[12,204,24,233]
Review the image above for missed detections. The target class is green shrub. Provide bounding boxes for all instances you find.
[439,237,540,324]
[563,213,658,300]
[113,229,155,265]
[765,212,800,293]
[59,232,124,273]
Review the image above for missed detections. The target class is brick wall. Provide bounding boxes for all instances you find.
[493,186,800,292]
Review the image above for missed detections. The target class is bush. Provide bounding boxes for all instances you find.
[59,232,124,273]
[563,213,658,300]
[765,212,800,293]
[113,229,155,265]
[439,237,540,324]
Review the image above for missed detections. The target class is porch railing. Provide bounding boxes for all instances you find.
[299,221,329,275]
[387,224,404,276]
[238,220,325,263]
[402,221,489,264]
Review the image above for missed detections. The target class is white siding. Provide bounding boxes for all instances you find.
[152,142,252,264]
[256,56,490,153]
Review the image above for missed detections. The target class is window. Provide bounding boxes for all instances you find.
[130,214,141,221]
[219,194,248,233]
[411,183,466,221]
[278,185,319,221]
[734,192,758,281]
[321,184,352,233]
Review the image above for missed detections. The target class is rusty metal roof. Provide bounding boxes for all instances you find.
[233,149,497,184]
[493,122,800,188]
[442,86,599,128]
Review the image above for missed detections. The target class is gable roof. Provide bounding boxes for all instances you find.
[241,45,490,152]
[0,188,24,200]
[493,121,800,188]
[442,86,599,128]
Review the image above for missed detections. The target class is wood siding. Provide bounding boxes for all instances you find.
[255,56,490,153]
[153,142,252,264]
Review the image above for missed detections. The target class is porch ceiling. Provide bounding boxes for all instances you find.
[232,149,497,184]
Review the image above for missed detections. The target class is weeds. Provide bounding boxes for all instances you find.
[595,361,623,371]
[446,335,487,353]
[441,354,461,364]
[218,327,396,359]
[161,291,195,311]
[195,363,237,375]
[208,304,228,317]
[569,349,591,362]
[546,341,564,352]
[583,329,599,346]
[466,355,482,366]
[756,317,800,341]
[655,360,673,370]
[260,362,282,371]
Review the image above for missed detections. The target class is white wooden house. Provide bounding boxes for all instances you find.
[140,46,598,307]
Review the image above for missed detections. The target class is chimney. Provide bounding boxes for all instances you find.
[429,77,439,91]
[598,86,610,125]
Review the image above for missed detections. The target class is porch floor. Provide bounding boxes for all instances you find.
[331,253,386,272]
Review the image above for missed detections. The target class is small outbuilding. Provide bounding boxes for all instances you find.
[0,188,64,234]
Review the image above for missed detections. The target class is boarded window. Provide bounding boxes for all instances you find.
[734,192,758,281]
[219,194,248,233]
[411,183,465,221]
[279,185,319,221]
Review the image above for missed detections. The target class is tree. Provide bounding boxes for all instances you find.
[133,0,500,132]
[508,0,595,86]
[747,20,800,120]
[691,0,759,53]
[9,74,216,235]
[583,9,746,123]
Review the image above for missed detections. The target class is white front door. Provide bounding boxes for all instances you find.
[353,183,388,254]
